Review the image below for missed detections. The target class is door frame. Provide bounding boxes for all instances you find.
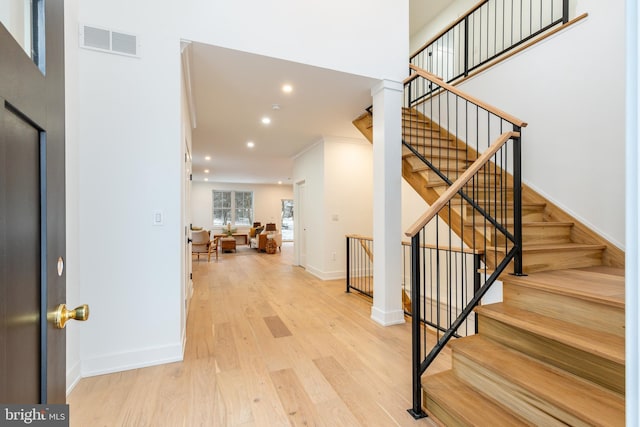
[0,0,66,403]
[294,180,306,268]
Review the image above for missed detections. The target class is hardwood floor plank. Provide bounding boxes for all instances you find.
[314,355,421,427]
[216,368,255,425]
[230,317,291,426]
[67,243,440,426]
[263,315,293,338]
[270,368,322,426]
[213,322,241,371]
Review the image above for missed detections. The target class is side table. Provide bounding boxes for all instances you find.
[220,237,236,253]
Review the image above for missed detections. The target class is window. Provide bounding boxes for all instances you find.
[234,191,253,226]
[212,190,253,226]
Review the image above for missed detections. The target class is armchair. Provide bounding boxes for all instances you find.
[191,230,219,261]
[256,223,282,252]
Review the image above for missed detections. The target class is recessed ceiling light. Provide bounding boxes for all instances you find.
[204,155,211,161]
[247,141,255,148]
[261,117,271,125]
[204,178,209,182]
[278,181,282,185]
[282,84,293,93]
[204,169,209,173]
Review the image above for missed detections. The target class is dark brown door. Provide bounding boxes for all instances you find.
[0,0,66,403]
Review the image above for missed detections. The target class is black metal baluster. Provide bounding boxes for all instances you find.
[346,236,351,293]
[408,231,426,419]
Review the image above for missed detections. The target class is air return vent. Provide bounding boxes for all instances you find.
[79,24,139,57]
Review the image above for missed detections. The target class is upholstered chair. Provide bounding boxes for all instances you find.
[192,230,218,261]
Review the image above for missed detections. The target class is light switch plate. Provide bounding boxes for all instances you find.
[153,210,164,226]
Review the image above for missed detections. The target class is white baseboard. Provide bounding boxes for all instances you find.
[371,307,406,326]
[66,360,82,396]
[81,343,184,378]
[305,264,345,281]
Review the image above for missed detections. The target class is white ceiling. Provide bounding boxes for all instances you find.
[186,1,450,185]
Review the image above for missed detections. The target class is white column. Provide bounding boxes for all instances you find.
[371,79,404,326]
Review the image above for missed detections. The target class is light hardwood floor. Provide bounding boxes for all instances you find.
[67,243,449,426]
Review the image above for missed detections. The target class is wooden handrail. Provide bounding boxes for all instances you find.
[405,131,519,237]
[345,234,373,241]
[408,65,528,128]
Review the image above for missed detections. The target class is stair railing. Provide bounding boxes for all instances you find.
[344,235,482,333]
[411,0,569,98]
[345,234,374,298]
[404,66,527,419]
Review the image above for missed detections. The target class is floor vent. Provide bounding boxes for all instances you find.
[80,24,139,58]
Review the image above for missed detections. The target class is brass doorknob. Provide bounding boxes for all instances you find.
[53,304,90,329]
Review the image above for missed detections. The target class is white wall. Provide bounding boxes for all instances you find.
[401,180,429,241]
[66,0,409,384]
[323,137,374,278]
[74,1,183,376]
[458,0,625,248]
[191,182,293,232]
[292,137,374,280]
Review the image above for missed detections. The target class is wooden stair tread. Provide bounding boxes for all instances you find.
[451,335,625,425]
[464,218,565,227]
[410,163,465,173]
[475,303,624,364]
[404,142,463,152]
[520,221,574,228]
[402,146,472,159]
[503,268,624,308]
[423,371,530,426]
[403,117,432,127]
[489,243,606,253]
[426,180,515,190]
[462,201,546,209]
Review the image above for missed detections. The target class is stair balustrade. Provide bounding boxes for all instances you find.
[404,66,527,419]
[345,234,374,298]
[410,0,569,97]
[345,235,482,336]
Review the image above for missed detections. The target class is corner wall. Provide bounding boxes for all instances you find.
[74,1,183,377]
[293,137,373,280]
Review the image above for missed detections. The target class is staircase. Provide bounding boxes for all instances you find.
[353,102,625,424]
[353,108,623,274]
[428,267,625,426]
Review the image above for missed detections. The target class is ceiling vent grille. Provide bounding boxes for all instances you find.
[80,24,139,58]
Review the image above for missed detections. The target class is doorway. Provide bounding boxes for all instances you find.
[281,199,294,241]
